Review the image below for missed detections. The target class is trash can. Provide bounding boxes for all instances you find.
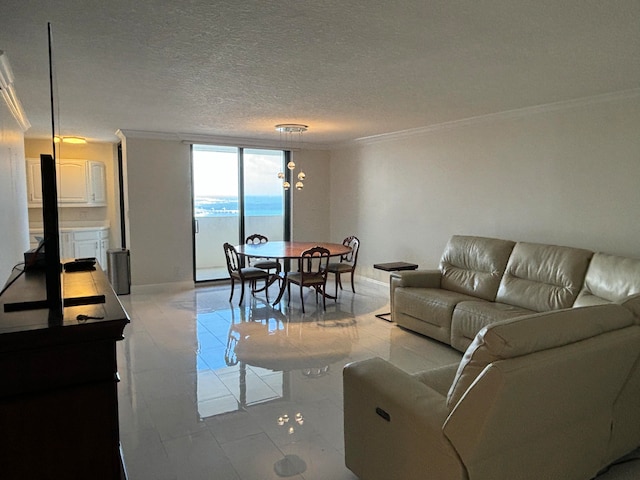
[107,248,131,295]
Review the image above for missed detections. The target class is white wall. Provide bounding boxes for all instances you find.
[291,149,331,242]
[0,100,29,278]
[330,91,640,282]
[121,136,193,286]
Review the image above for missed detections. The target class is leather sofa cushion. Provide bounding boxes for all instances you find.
[440,236,515,302]
[446,304,634,409]
[619,293,640,321]
[496,242,593,312]
[414,364,459,397]
[450,301,534,352]
[395,287,478,343]
[574,253,640,307]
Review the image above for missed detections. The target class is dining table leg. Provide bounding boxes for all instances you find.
[272,272,288,306]
[321,288,338,300]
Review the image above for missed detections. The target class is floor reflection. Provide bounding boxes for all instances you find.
[196,297,357,418]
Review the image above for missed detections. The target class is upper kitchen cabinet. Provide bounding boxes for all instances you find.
[27,158,107,207]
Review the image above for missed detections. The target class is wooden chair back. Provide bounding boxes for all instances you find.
[223,242,241,274]
[246,233,269,245]
[299,246,331,278]
[341,236,360,266]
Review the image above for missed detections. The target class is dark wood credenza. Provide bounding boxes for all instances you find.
[0,266,130,479]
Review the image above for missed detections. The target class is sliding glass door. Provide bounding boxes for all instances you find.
[192,145,287,282]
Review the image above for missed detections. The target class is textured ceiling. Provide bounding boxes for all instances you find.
[1,0,639,146]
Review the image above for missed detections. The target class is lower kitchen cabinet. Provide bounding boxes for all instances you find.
[31,227,110,268]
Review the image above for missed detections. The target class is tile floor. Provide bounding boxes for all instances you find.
[116,278,640,480]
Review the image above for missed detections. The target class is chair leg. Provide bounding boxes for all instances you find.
[300,284,305,314]
[239,281,245,306]
[351,271,356,293]
[335,273,339,297]
[229,278,235,302]
[265,276,270,302]
[322,284,326,311]
[287,281,291,306]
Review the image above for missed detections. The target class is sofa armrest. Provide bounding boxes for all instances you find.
[390,270,442,317]
[343,357,465,480]
[619,293,640,322]
[390,269,442,288]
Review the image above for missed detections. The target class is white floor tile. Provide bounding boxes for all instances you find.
[117,279,639,479]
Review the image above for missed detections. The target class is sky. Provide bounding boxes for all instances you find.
[192,146,285,197]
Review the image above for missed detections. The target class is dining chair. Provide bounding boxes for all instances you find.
[287,246,331,313]
[325,236,360,296]
[245,234,282,276]
[223,242,271,305]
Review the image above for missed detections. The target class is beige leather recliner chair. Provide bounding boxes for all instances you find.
[344,301,640,480]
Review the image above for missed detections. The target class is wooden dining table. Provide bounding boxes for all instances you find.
[234,241,352,305]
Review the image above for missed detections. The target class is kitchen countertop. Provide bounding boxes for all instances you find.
[30,221,110,232]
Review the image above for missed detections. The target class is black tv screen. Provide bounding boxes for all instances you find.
[40,153,63,317]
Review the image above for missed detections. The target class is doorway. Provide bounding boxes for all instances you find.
[192,145,288,282]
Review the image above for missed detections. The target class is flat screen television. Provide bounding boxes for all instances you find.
[41,153,63,317]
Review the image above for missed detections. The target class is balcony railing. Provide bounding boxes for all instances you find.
[195,215,283,281]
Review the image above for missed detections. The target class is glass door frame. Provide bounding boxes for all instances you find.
[190,144,292,283]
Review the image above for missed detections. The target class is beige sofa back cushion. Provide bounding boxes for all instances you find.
[440,236,516,302]
[574,253,640,307]
[496,242,592,312]
[446,304,634,409]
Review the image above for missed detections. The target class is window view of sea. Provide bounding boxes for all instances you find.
[194,195,284,217]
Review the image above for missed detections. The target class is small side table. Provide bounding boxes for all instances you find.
[374,262,419,322]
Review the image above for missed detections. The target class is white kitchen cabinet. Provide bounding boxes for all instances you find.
[73,231,101,259]
[29,227,110,269]
[58,160,88,203]
[88,161,106,205]
[26,158,107,207]
[26,160,44,204]
[72,229,110,268]
[60,232,75,259]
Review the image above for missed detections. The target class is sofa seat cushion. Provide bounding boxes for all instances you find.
[394,287,478,344]
[574,252,640,307]
[496,242,593,312]
[446,304,635,409]
[440,236,515,301]
[450,301,535,352]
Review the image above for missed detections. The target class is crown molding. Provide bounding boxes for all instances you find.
[351,88,640,147]
[115,129,181,141]
[178,133,283,149]
[0,51,31,132]
[115,129,329,150]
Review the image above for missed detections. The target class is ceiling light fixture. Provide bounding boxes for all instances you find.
[0,50,31,131]
[275,124,307,190]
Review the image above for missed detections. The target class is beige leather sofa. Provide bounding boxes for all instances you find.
[344,297,640,480]
[391,235,640,351]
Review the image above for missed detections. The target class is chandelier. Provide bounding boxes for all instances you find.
[275,123,308,190]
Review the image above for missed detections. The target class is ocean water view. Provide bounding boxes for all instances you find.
[194,195,283,217]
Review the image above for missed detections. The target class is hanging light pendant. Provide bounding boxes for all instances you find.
[276,124,308,190]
